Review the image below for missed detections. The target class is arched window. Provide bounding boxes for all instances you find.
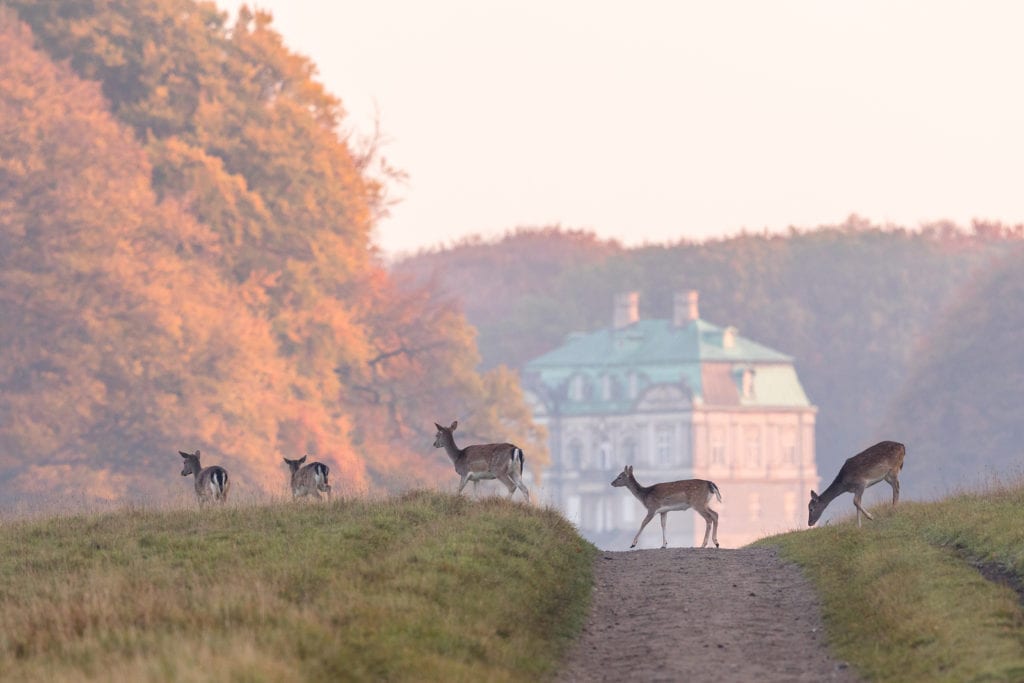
[710,428,726,465]
[746,427,761,467]
[782,427,798,464]
[621,436,637,465]
[566,439,583,470]
[598,438,613,469]
[655,425,674,467]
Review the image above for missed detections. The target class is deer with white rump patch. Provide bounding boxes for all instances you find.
[432,420,531,501]
[283,455,331,500]
[808,440,905,527]
[178,450,229,504]
[611,465,721,549]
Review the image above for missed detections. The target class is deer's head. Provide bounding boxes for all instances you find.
[283,455,307,473]
[808,490,825,526]
[433,421,457,449]
[610,465,633,487]
[179,450,201,477]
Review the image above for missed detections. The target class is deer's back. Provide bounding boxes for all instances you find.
[839,441,905,484]
[292,462,329,491]
[645,478,713,508]
[460,443,517,473]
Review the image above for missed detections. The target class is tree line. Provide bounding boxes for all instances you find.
[0,1,545,506]
[395,219,1024,496]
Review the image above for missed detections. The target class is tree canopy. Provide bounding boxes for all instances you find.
[0,3,545,505]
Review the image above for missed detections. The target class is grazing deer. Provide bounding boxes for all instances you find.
[282,455,331,500]
[178,450,229,504]
[808,440,906,527]
[611,465,721,549]
[432,421,531,501]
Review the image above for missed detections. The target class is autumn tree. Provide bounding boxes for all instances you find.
[0,3,545,505]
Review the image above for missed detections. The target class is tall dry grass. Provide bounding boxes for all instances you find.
[0,492,595,682]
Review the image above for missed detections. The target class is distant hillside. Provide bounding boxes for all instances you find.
[879,245,1024,497]
[394,227,622,366]
[395,219,1021,488]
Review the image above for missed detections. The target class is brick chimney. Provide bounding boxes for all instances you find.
[673,290,700,326]
[613,292,639,329]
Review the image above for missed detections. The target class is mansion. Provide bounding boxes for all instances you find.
[521,291,819,549]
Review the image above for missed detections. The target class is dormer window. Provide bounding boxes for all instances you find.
[741,367,755,399]
[568,374,587,401]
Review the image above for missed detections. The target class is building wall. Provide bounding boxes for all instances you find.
[537,405,818,549]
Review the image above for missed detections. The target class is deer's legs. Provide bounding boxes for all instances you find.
[496,472,517,498]
[457,474,471,494]
[632,511,656,548]
[509,468,531,502]
[852,487,873,527]
[697,507,719,548]
[885,473,900,505]
[659,512,670,548]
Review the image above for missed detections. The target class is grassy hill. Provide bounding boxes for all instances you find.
[758,482,1024,682]
[7,485,1024,682]
[0,493,595,682]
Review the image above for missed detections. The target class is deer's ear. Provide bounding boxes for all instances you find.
[179,451,189,458]
[450,420,458,431]
[626,465,633,473]
[434,422,444,431]
[194,450,200,457]
[298,455,307,464]
[810,490,819,500]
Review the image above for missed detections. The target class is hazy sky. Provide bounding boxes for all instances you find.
[219,1,1024,256]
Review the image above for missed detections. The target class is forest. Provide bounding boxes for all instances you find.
[3,0,1021,509]
[395,220,1024,498]
[0,0,544,506]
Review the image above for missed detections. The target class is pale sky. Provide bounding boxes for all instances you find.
[219,1,1024,256]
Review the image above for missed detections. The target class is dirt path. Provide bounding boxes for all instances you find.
[558,547,859,682]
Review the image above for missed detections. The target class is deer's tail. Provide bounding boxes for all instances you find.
[708,481,722,503]
[314,462,330,488]
[512,447,525,475]
[211,468,229,499]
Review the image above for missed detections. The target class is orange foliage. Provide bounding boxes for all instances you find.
[0,4,543,508]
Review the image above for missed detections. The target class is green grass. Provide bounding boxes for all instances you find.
[0,492,596,682]
[756,482,1024,682]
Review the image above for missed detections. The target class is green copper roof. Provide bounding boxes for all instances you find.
[522,318,812,413]
[528,319,791,367]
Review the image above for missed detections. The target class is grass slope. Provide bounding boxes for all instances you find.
[758,483,1024,682]
[0,492,596,682]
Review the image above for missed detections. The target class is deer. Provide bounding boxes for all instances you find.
[178,450,230,504]
[611,465,721,549]
[808,440,906,528]
[282,455,331,500]
[432,420,531,502]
